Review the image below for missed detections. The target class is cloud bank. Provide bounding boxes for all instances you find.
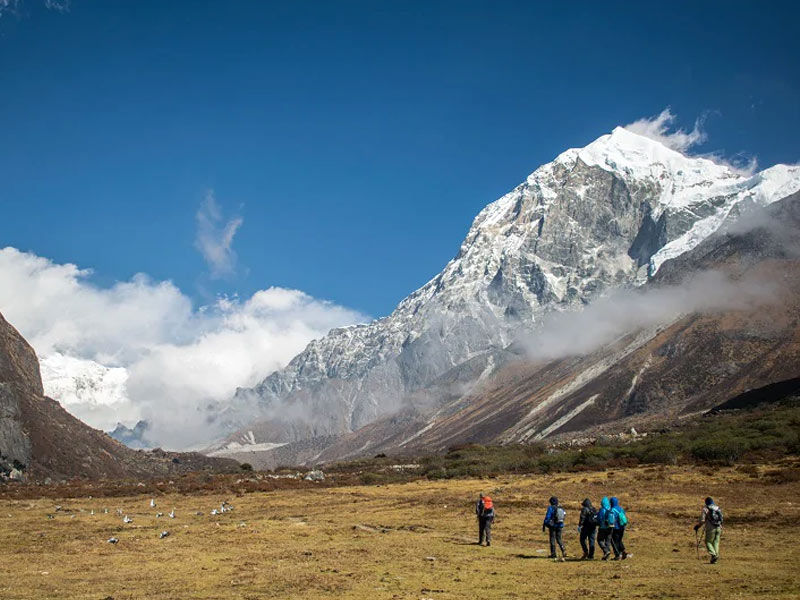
[625,107,708,153]
[520,270,777,363]
[194,191,244,279]
[0,247,367,448]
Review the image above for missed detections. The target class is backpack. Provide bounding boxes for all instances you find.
[586,506,598,525]
[615,507,628,527]
[556,506,566,524]
[708,505,723,527]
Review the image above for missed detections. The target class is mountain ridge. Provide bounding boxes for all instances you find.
[215,127,800,455]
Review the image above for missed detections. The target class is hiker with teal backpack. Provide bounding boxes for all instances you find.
[694,497,723,563]
[542,496,567,559]
[596,497,613,560]
[609,496,629,560]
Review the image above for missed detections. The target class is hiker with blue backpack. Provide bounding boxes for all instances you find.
[542,496,567,559]
[694,497,723,563]
[609,496,629,560]
[596,496,614,560]
[577,498,598,559]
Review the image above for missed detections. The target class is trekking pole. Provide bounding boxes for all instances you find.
[694,528,701,562]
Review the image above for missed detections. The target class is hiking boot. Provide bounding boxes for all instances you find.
[612,556,621,561]
[710,555,718,564]
[549,554,557,559]
[622,552,628,560]
[602,553,610,561]
[580,553,588,560]
[486,542,491,547]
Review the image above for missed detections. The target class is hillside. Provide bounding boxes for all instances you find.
[229,191,800,467]
[0,311,238,481]
[214,127,800,460]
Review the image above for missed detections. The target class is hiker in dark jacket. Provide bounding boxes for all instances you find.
[542,496,566,559]
[475,493,495,546]
[694,496,723,563]
[596,496,613,560]
[609,496,628,560]
[577,498,597,559]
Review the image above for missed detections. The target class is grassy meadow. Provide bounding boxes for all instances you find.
[1,462,799,599]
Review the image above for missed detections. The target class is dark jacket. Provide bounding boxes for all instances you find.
[578,499,596,530]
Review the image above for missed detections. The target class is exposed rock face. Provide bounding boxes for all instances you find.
[0,311,238,480]
[0,311,37,470]
[223,127,800,453]
[300,192,800,462]
[108,420,151,449]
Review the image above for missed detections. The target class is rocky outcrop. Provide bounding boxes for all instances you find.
[0,311,37,472]
[219,127,800,455]
[301,191,800,461]
[0,311,238,480]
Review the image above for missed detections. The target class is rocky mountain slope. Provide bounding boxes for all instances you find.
[237,190,800,467]
[0,311,238,481]
[217,127,800,459]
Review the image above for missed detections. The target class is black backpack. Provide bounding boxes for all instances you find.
[708,506,723,527]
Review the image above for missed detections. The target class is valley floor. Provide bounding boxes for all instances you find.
[1,463,799,599]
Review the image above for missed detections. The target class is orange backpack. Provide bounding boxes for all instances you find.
[482,496,493,510]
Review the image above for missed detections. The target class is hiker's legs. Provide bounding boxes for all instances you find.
[611,526,625,557]
[555,527,565,555]
[586,526,596,558]
[580,529,590,557]
[478,519,485,544]
[484,518,492,545]
[548,526,557,556]
[597,527,612,557]
[705,527,720,557]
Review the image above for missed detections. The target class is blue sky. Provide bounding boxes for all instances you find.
[2,0,799,318]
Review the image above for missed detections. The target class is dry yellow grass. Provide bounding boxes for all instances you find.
[1,464,799,599]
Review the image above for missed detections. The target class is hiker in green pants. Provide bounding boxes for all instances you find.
[694,496,723,563]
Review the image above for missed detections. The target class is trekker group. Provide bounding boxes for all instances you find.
[474,493,724,565]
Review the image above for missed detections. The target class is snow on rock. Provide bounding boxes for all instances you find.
[227,126,800,448]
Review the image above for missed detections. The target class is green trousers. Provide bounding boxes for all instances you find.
[705,526,721,557]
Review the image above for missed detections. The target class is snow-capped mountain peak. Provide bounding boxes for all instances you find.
[226,127,800,450]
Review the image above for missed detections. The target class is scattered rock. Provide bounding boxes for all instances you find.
[159,531,170,539]
[304,469,325,482]
[107,537,119,544]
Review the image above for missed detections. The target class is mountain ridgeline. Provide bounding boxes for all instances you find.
[210,127,800,465]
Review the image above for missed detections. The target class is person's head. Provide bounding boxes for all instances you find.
[610,497,619,507]
[549,496,558,506]
[479,493,485,499]
[582,498,592,508]
[705,497,714,506]
[601,497,610,509]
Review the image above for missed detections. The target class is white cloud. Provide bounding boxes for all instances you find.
[0,0,19,16]
[0,0,69,16]
[625,108,708,153]
[194,191,244,279]
[0,247,368,448]
[698,152,759,177]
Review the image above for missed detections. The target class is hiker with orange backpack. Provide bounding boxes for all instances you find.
[476,493,495,546]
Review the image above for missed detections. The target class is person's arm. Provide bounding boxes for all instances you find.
[694,507,706,531]
[542,506,550,531]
